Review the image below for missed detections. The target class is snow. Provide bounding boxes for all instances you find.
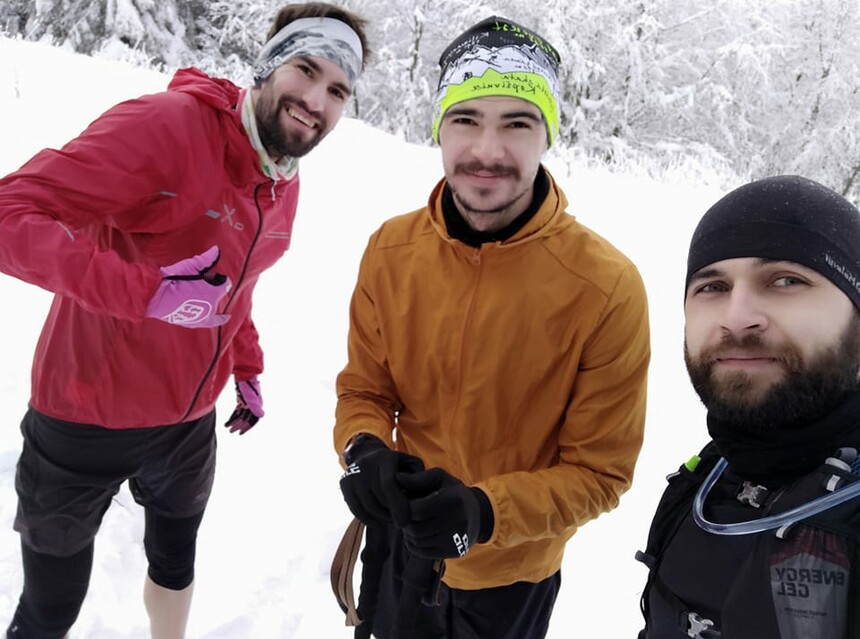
[0,36,729,638]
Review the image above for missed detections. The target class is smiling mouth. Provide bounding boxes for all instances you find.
[714,356,779,367]
[287,107,316,129]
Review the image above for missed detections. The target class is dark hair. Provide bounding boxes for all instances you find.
[267,2,371,69]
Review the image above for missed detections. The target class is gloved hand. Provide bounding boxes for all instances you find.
[145,245,231,328]
[397,468,492,560]
[224,377,264,435]
[339,435,425,527]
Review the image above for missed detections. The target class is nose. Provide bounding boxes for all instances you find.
[470,128,505,162]
[300,80,328,115]
[720,285,768,335]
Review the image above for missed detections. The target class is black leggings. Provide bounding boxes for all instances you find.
[144,510,204,590]
[7,511,203,639]
[6,541,93,639]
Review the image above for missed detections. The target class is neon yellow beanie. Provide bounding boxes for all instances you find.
[432,17,561,146]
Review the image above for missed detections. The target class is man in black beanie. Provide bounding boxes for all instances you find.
[637,175,860,639]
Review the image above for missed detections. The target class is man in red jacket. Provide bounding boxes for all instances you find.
[0,3,368,638]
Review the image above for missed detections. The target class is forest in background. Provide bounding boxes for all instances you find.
[2,0,860,201]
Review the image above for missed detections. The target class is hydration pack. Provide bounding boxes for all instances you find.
[636,442,860,639]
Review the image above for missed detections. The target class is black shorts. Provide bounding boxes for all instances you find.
[13,407,217,557]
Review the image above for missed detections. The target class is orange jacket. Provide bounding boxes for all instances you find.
[334,170,650,589]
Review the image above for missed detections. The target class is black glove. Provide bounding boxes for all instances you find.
[339,435,425,527]
[396,468,494,560]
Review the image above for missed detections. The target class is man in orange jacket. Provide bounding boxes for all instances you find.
[335,16,650,639]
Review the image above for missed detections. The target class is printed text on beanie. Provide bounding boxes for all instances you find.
[431,16,561,146]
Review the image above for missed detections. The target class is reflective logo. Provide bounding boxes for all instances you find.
[453,532,470,557]
[163,300,213,325]
[205,204,245,231]
[341,464,361,479]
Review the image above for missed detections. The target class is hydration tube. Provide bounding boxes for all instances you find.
[693,457,860,536]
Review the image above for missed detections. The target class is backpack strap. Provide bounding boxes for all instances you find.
[646,570,722,638]
[637,442,721,566]
[636,442,722,637]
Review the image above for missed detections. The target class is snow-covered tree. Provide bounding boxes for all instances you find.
[5,0,860,201]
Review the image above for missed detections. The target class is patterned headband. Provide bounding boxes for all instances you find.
[254,17,363,87]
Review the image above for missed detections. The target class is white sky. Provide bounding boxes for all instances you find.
[0,36,729,638]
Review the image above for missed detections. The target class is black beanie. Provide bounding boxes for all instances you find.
[685,175,860,310]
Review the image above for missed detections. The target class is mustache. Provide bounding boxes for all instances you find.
[279,96,323,122]
[713,332,768,355]
[454,162,518,178]
[697,332,801,370]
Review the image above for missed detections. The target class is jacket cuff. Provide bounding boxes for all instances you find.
[471,487,495,544]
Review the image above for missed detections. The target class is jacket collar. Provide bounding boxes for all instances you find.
[427,165,569,248]
[166,68,297,186]
[239,89,298,181]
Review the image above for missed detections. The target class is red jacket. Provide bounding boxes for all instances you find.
[0,68,299,428]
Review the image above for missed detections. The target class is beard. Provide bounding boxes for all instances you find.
[685,313,860,431]
[254,91,327,160]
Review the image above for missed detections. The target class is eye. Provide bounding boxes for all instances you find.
[296,62,313,77]
[329,86,346,101]
[691,280,727,295]
[507,120,532,129]
[771,275,807,287]
[449,116,476,126]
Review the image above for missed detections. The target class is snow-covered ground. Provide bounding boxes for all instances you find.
[0,36,728,637]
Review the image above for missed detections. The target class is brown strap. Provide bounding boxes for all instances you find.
[330,516,365,627]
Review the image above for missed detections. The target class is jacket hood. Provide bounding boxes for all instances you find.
[166,67,275,186]
[167,67,242,112]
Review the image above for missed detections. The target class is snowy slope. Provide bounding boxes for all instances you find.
[0,36,726,638]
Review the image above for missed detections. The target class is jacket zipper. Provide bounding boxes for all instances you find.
[446,247,483,475]
[179,180,269,423]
